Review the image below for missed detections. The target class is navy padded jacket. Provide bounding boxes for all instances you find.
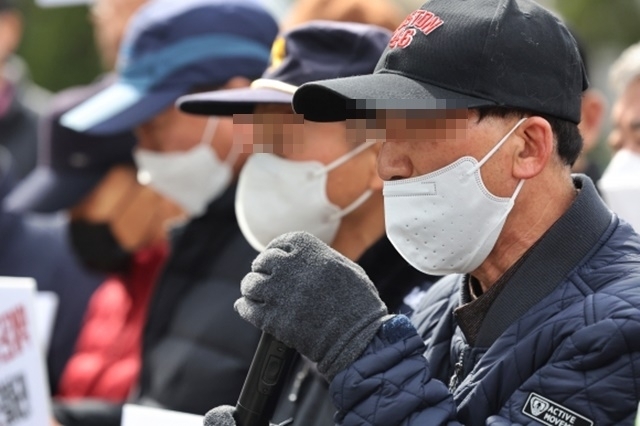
[330,176,640,425]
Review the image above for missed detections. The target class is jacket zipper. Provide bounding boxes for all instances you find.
[449,346,467,392]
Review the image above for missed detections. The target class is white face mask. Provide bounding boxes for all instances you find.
[383,118,527,276]
[598,149,640,232]
[235,140,377,251]
[134,118,236,218]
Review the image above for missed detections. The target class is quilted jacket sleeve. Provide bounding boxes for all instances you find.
[329,316,526,425]
[329,312,640,426]
[330,315,461,426]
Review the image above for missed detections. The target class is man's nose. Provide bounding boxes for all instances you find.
[377,141,413,181]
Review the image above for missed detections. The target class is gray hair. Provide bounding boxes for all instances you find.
[610,41,640,94]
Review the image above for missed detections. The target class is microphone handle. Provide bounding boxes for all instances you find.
[234,332,297,426]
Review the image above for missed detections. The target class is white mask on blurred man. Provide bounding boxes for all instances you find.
[134,118,234,217]
[598,149,640,232]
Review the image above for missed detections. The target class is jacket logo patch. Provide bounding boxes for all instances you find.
[522,393,593,426]
[389,10,443,49]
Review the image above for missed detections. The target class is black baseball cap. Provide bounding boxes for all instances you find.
[293,0,588,124]
[177,20,391,116]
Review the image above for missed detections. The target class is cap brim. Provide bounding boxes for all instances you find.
[292,72,496,122]
[60,81,186,136]
[177,87,293,116]
[4,168,102,213]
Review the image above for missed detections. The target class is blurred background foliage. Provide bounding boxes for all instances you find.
[18,1,101,92]
[552,0,640,49]
[13,0,640,168]
[15,0,640,92]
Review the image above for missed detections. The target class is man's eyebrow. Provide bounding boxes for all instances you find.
[630,121,640,131]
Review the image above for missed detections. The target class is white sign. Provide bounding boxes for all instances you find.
[34,292,59,355]
[121,404,203,426]
[0,277,51,426]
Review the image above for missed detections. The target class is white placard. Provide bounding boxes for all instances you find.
[34,292,59,354]
[0,277,51,426]
[121,404,203,426]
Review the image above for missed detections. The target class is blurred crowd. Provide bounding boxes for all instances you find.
[0,0,639,425]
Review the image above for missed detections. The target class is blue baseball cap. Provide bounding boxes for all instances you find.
[5,77,137,213]
[60,0,278,135]
[177,21,392,116]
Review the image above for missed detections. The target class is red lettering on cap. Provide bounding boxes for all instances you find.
[389,10,443,49]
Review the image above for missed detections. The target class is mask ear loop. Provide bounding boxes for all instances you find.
[224,140,242,168]
[200,117,219,146]
[471,117,528,173]
[330,189,375,220]
[312,139,379,178]
[202,117,242,167]
[319,139,380,220]
[471,117,528,202]
[510,179,526,202]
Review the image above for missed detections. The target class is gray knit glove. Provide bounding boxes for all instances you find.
[235,231,390,381]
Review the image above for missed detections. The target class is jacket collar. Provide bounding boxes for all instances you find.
[466,175,613,347]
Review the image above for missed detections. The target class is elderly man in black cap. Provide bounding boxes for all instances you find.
[216,0,640,425]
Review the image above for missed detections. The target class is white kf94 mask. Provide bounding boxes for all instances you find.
[598,149,640,232]
[236,140,377,251]
[383,118,527,276]
[134,118,237,218]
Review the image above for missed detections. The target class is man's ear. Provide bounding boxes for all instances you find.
[0,12,23,61]
[222,76,252,90]
[578,89,606,152]
[512,116,554,180]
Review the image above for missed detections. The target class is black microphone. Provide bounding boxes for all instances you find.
[233,332,297,426]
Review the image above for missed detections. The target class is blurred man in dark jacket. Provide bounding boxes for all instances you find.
[4,0,153,395]
[571,30,606,185]
[599,40,640,232]
[0,144,104,394]
[0,0,50,180]
[54,1,279,424]
[179,21,438,426]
